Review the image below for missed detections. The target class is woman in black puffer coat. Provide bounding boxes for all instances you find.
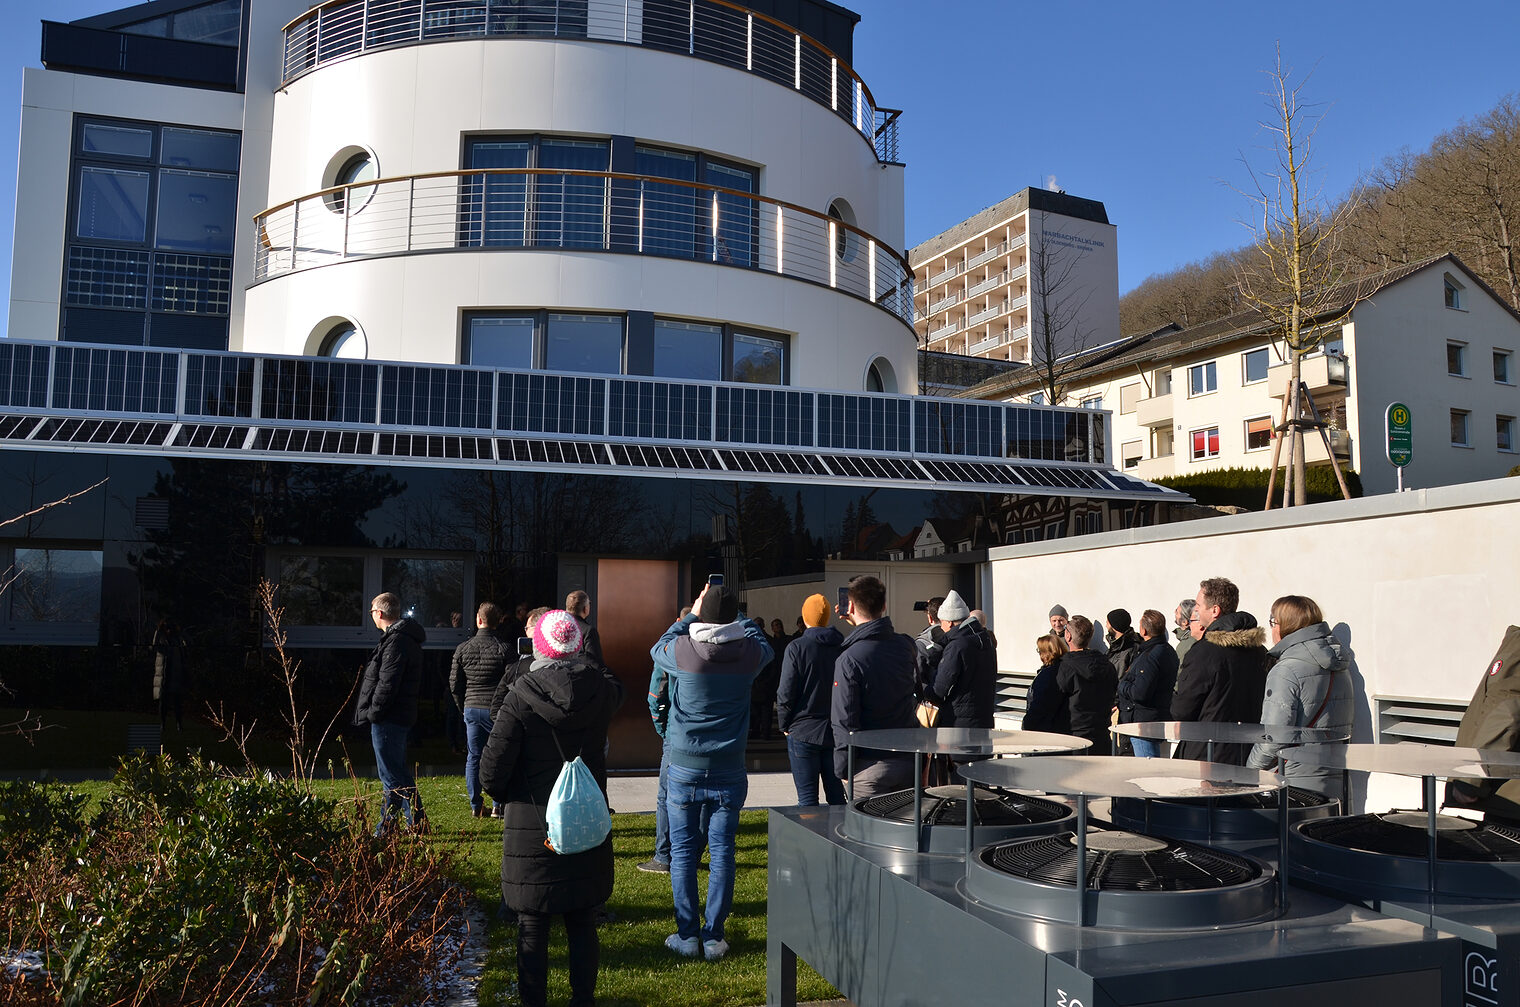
[480,610,623,1007]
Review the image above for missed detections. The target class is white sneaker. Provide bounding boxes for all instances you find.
[702,938,730,961]
[665,933,700,958]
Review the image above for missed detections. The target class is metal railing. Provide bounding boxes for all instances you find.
[0,339,1110,465]
[928,290,960,315]
[252,167,916,328]
[281,0,903,163]
[925,261,961,287]
[967,240,1008,270]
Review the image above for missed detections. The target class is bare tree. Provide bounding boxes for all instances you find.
[1027,210,1109,404]
[1234,46,1358,507]
[1423,96,1520,308]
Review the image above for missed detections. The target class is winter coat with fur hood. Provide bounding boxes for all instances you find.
[480,655,623,914]
[1171,611,1269,764]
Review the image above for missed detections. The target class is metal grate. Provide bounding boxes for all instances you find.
[856,787,1069,828]
[983,831,1261,891]
[1375,696,1466,746]
[1299,814,1520,862]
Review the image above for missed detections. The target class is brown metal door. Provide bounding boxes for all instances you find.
[595,557,681,770]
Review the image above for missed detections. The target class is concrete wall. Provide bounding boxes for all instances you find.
[987,477,1520,809]
[1029,208,1120,360]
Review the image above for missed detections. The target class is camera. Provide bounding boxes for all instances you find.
[708,573,724,587]
[517,636,533,657]
[912,600,929,612]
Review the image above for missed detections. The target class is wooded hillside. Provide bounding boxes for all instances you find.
[1119,94,1520,335]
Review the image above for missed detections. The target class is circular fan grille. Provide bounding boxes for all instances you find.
[1170,786,1331,810]
[855,786,1069,827]
[1298,814,1520,862]
[982,832,1262,891]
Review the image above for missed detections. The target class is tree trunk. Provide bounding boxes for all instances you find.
[1289,351,1307,505]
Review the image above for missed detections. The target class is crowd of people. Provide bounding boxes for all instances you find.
[352,571,1357,1004]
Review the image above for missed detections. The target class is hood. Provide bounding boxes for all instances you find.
[690,620,749,645]
[805,625,845,646]
[945,618,990,648]
[1202,611,1266,650]
[387,617,426,645]
[516,656,610,730]
[1270,622,1349,672]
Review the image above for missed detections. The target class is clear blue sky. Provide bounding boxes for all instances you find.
[3,0,1520,332]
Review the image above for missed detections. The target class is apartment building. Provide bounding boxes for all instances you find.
[963,254,1520,496]
[910,187,1119,366]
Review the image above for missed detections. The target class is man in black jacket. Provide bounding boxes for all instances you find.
[1056,615,1118,755]
[451,602,511,818]
[927,590,996,730]
[1116,609,1178,758]
[355,592,427,832]
[776,594,845,805]
[1172,577,1269,764]
[830,575,917,797]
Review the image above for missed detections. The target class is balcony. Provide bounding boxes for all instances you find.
[928,291,961,315]
[1131,454,1176,481]
[969,332,1005,356]
[1298,427,1353,465]
[282,0,902,162]
[967,302,1004,327]
[253,168,916,328]
[967,241,1008,270]
[926,261,962,287]
[1135,393,1173,428]
[927,320,960,341]
[1268,352,1350,400]
[966,271,1005,299]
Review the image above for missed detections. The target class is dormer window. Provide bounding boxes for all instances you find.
[1445,275,1464,310]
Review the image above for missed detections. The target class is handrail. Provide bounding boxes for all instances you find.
[280,0,902,163]
[252,167,917,328]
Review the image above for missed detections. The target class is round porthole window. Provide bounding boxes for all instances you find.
[323,147,379,214]
[318,320,367,359]
[827,198,859,263]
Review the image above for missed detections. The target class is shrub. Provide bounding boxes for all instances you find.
[0,755,461,1006]
[1155,465,1362,510]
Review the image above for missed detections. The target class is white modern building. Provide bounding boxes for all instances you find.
[910,188,1119,367]
[963,255,1520,496]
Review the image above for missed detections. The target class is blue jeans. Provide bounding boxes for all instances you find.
[666,763,747,942]
[1131,737,1164,759]
[654,747,671,864]
[464,706,498,812]
[786,735,845,806]
[372,721,418,830]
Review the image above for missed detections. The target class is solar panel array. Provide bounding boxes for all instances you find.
[0,340,1183,500]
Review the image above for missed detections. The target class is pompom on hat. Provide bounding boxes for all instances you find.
[534,609,584,659]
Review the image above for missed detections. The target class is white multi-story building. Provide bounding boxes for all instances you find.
[910,187,1119,367]
[965,255,1520,496]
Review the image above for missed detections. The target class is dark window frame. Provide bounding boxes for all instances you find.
[62,113,240,348]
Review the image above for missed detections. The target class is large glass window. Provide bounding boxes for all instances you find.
[546,314,623,374]
[465,140,531,246]
[279,556,365,626]
[653,319,722,381]
[382,557,466,629]
[706,161,756,266]
[733,332,783,385]
[65,117,240,348]
[10,548,101,623]
[536,139,609,248]
[120,0,241,45]
[76,167,150,243]
[467,316,535,369]
[636,145,697,259]
[155,170,237,254]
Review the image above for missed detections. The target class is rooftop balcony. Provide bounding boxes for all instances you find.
[1268,352,1350,400]
[253,167,916,329]
[282,0,903,162]
[1135,392,1173,428]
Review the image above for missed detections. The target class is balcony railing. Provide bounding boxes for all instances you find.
[252,167,916,328]
[926,261,961,288]
[966,271,1005,299]
[282,0,903,163]
[927,320,959,341]
[968,332,1005,356]
[928,291,961,315]
[967,241,1008,270]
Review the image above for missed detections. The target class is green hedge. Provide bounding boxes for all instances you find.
[1154,465,1362,510]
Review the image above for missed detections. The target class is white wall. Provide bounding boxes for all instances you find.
[1029,208,1120,359]
[987,477,1520,810]
[6,68,245,341]
[259,40,897,245]
[1349,268,1520,494]
[242,247,917,389]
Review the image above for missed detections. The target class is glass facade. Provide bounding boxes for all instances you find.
[64,116,240,349]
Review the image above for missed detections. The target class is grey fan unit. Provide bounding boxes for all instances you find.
[842,784,1073,854]
[1107,785,1339,845]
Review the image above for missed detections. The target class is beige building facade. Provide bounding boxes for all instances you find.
[910,188,1119,367]
[967,255,1520,496]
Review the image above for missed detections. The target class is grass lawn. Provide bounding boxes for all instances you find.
[408,777,840,1006]
[38,766,840,1006]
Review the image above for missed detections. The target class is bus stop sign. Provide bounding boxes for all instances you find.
[1386,402,1413,467]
